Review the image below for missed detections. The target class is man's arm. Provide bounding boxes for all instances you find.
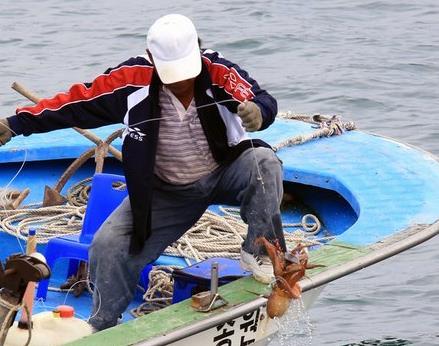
[6,57,154,137]
[202,49,278,131]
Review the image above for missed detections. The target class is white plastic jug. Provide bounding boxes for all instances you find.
[5,305,93,346]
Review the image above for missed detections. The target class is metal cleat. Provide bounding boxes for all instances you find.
[191,262,228,312]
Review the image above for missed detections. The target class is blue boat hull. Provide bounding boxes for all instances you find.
[1,118,439,325]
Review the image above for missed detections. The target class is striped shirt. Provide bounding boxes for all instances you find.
[154,86,220,185]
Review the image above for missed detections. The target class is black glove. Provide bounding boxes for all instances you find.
[237,101,262,132]
[0,118,12,146]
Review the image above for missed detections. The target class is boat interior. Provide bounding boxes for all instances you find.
[0,155,358,323]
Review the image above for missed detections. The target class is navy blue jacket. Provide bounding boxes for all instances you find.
[7,49,278,254]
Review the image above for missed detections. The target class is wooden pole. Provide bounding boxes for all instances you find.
[18,229,37,329]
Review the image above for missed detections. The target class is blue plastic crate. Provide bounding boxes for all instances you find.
[172,257,251,303]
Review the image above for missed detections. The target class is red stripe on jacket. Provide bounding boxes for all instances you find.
[17,65,154,116]
[202,56,255,102]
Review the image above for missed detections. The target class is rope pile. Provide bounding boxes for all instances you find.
[274,112,356,151]
[131,265,181,317]
[0,205,85,243]
[66,178,126,207]
[0,190,327,250]
[0,184,332,249]
[67,178,92,207]
[164,207,330,265]
[0,178,129,243]
[163,210,247,264]
[219,206,331,247]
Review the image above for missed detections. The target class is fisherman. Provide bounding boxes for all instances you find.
[0,14,287,331]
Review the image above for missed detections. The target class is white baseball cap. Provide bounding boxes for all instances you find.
[147,14,201,84]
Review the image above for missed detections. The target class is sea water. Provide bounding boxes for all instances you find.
[1,1,438,344]
[268,299,313,346]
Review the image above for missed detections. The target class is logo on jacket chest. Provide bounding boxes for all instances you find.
[126,127,146,142]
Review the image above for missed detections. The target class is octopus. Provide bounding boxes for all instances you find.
[255,237,324,318]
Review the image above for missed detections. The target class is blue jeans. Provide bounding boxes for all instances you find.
[88,147,284,330]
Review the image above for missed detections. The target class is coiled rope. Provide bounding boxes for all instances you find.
[0,188,329,257]
[131,265,182,317]
[0,178,128,243]
[274,112,356,151]
[0,205,85,243]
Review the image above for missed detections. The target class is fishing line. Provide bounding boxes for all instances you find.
[194,98,239,110]
[61,278,102,322]
[237,100,282,255]
[35,298,88,321]
[241,99,266,194]
[0,120,28,253]
[128,99,266,189]
[127,98,238,129]
[127,115,178,129]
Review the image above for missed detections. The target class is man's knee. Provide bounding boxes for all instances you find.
[254,148,282,173]
[90,222,128,260]
[253,148,283,199]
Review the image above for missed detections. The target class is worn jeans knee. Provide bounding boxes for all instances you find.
[254,147,282,179]
[235,147,285,253]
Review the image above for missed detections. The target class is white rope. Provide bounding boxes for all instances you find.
[0,202,325,258]
[274,112,356,151]
[0,205,85,243]
[143,266,181,303]
[163,210,247,261]
[131,265,182,317]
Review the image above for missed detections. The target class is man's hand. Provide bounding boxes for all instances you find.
[237,101,262,132]
[0,118,12,146]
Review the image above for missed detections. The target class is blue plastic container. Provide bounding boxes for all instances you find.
[172,257,251,304]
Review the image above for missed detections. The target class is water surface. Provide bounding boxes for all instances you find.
[1,1,438,344]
